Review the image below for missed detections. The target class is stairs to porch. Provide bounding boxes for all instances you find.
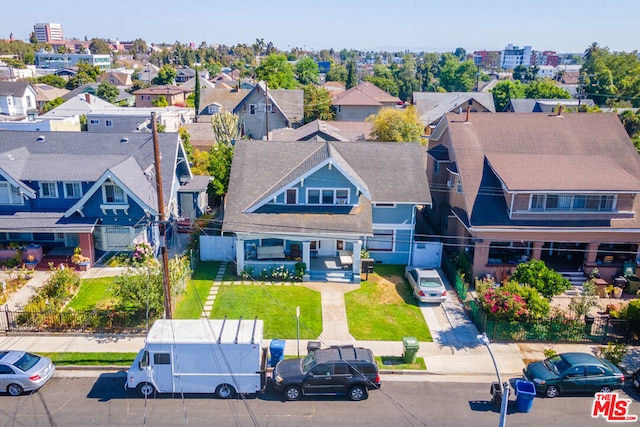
[559,271,588,295]
[309,270,353,283]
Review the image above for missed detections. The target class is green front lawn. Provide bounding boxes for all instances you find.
[174,261,220,319]
[67,277,116,310]
[376,356,426,370]
[209,284,322,339]
[345,264,432,341]
[40,352,137,366]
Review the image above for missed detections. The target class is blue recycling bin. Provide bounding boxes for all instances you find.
[269,339,285,367]
[515,380,535,413]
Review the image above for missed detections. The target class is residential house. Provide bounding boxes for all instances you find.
[198,88,249,118]
[0,131,206,267]
[269,120,372,142]
[40,93,118,130]
[32,83,69,112]
[136,64,160,85]
[98,71,133,87]
[424,112,640,283]
[412,92,495,130]
[222,140,431,283]
[504,98,595,113]
[331,82,401,122]
[0,82,38,118]
[179,74,217,91]
[175,66,210,83]
[133,85,192,107]
[233,82,303,140]
[85,107,194,133]
[63,83,135,107]
[182,122,216,151]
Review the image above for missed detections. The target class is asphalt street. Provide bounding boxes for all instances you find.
[1,374,638,426]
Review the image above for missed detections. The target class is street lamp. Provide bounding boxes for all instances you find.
[477,332,509,427]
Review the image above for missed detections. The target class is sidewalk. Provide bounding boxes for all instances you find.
[1,262,638,382]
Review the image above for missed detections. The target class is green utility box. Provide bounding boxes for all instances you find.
[402,336,420,364]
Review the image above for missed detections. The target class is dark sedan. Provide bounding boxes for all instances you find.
[523,352,625,398]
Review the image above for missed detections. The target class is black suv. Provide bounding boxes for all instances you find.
[272,346,381,401]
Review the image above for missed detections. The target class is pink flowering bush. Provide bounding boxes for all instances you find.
[480,286,528,320]
[132,242,153,264]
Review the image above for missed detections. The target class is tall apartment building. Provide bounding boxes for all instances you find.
[33,23,64,43]
[500,44,532,69]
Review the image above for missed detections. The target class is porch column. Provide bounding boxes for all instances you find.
[236,240,245,276]
[352,240,362,275]
[585,242,599,264]
[78,233,94,265]
[302,241,311,280]
[530,241,544,260]
[472,240,490,279]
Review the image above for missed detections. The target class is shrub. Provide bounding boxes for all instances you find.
[543,348,557,358]
[624,299,640,320]
[132,242,153,264]
[479,286,528,320]
[501,281,550,319]
[510,259,571,299]
[595,342,628,366]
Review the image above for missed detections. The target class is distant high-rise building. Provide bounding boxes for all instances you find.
[33,23,64,43]
[500,44,532,70]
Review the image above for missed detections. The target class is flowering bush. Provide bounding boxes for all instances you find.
[132,242,153,264]
[479,286,528,320]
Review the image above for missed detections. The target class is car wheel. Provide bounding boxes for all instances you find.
[215,384,236,399]
[348,385,368,401]
[599,386,613,393]
[137,382,155,397]
[7,383,23,396]
[545,385,559,398]
[284,385,302,401]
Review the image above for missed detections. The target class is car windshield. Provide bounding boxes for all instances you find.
[543,355,570,375]
[13,352,41,372]
[301,352,316,373]
[419,278,442,288]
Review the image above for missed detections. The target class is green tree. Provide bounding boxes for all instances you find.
[35,74,66,88]
[303,85,335,122]
[189,149,210,175]
[393,55,420,101]
[438,54,477,92]
[367,106,423,143]
[211,111,241,145]
[490,80,526,111]
[510,259,572,299]
[525,79,572,99]
[152,95,169,107]
[41,97,65,113]
[65,62,103,90]
[567,279,601,319]
[194,65,201,117]
[295,57,319,85]
[96,81,119,104]
[255,53,297,89]
[208,143,234,196]
[326,61,347,84]
[130,38,148,59]
[453,47,466,61]
[89,38,111,54]
[152,64,177,86]
[345,61,357,89]
[179,126,193,157]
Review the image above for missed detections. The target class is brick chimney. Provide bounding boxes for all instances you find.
[85,93,91,104]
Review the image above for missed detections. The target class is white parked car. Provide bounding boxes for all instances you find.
[0,351,55,396]
[404,267,447,303]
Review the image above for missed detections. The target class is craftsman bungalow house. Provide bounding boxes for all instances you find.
[222,140,431,283]
[425,111,640,284]
[0,131,206,267]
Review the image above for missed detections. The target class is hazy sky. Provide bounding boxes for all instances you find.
[3,0,638,53]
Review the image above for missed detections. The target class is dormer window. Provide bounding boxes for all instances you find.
[40,182,58,198]
[103,182,126,204]
[286,188,297,205]
[0,183,24,205]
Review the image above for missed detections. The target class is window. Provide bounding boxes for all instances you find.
[64,182,82,198]
[40,182,58,198]
[89,119,99,125]
[322,189,333,204]
[529,194,616,212]
[586,366,606,376]
[286,188,297,205]
[105,120,113,127]
[153,353,170,365]
[307,189,320,204]
[336,190,348,204]
[310,364,331,376]
[374,203,395,208]
[531,194,545,210]
[334,364,349,375]
[104,182,125,203]
[0,183,23,205]
[368,229,394,251]
[0,365,14,375]
[250,104,256,115]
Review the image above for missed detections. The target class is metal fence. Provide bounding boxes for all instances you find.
[441,254,468,301]
[465,299,640,344]
[1,306,156,333]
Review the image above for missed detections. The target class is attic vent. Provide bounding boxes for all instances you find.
[120,137,129,143]
[36,135,45,142]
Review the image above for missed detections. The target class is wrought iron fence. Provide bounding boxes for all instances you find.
[465,299,640,344]
[1,306,157,333]
[441,253,468,301]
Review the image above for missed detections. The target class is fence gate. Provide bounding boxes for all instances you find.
[411,241,443,268]
[199,235,235,261]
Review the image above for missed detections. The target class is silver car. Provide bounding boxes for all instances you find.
[404,267,448,303]
[0,351,55,396]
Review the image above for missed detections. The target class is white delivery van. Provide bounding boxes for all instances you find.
[125,318,267,398]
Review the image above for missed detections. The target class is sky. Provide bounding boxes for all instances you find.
[2,0,639,54]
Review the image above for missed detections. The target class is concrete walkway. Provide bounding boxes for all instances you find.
[305,282,357,342]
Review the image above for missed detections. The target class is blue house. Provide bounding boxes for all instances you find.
[0,131,207,267]
[222,140,431,283]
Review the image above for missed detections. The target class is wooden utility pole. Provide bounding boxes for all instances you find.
[151,112,172,319]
